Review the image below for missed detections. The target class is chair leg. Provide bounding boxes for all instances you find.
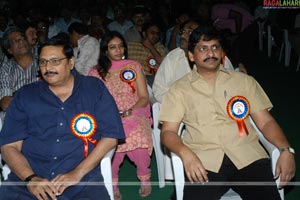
[101,149,115,200]
[171,152,184,200]
[278,44,283,62]
[152,130,166,188]
[267,25,272,58]
[284,30,291,67]
[164,153,174,180]
[258,22,264,51]
[297,55,300,71]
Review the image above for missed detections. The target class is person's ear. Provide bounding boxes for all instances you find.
[188,51,194,62]
[7,48,13,55]
[69,57,75,70]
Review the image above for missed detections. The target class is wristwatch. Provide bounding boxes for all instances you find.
[280,147,295,154]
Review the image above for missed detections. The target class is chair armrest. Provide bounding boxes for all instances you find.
[171,151,184,200]
[101,148,115,200]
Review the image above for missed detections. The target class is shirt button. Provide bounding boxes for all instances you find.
[51,172,55,176]
[53,156,57,160]
[61,107,64,110]
[56,139,60,142]
[59,122,63,126]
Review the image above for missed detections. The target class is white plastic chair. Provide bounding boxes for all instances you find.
[152,101,176,188]
[101,148,115,200]
[267,25,272,58]
[278,29,291,67]
[0,148,116,200]
[151,102,165,188]
[171,118,284,200]
[148,81,174,188]
[258,21,265,52]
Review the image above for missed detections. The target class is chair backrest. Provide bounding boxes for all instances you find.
[147,84,156,105]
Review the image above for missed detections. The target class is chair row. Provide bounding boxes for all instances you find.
[258,21,299,71]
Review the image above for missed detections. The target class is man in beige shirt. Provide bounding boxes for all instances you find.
[159,25,295,200]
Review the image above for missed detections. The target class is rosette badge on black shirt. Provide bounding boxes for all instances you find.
[227,95,250,137]
[70,113,98,157]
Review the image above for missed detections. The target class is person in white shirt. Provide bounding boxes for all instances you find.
[107,4,133,36]
[153,19,237,103]
[53,8,81,33]
[68,22,100,75]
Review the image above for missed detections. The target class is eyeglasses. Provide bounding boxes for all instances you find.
[39,57,67,67]
[197,44,222,53]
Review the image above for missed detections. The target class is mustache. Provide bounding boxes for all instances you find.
[203,57,218,62]
[44,71,58,76]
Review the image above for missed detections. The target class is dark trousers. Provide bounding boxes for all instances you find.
[183,155,281,200]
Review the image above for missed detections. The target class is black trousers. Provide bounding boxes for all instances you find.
[183,154,281,200]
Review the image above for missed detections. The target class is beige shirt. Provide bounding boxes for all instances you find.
[159,67,271,172]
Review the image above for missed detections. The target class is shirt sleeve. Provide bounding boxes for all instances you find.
[246,75,273,114]
[0,64,13,100]
[158,83,185,123]
[0,88,28,145]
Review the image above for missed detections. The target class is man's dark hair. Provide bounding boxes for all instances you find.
[68,22,88,35]
[97,31,128,80]
[188,24,223,53]
[142,21,160,33]
[38,37,74,59]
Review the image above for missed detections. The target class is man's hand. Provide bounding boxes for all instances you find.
[0,96,13,111]
[51,170,82,196]
[142,38,154,50]
[274,152,295,188]
[27,176,57,200]
[181,149,208,183]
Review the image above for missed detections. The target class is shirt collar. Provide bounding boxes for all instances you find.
[40,69,81,91]
[78,35,89,44]
[190,64,231,82]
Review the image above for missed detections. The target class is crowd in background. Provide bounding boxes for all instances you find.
[0,0,298,71]
[0,0,298,199]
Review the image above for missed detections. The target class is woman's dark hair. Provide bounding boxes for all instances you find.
[97,31,128,79]
[188,24,223,53]
[38,36,74,59]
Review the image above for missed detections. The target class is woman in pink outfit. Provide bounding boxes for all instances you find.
[88,31,153,200]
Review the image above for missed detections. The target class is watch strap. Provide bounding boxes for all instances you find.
[280,147,295,154]
[24,174,38,183]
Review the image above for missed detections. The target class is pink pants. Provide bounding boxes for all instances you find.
[112,148,151,182]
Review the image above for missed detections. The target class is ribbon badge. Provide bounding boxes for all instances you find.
[70,113,98,157]
[146,56,157,75]
[227,96,250,137]
[120,67,137,93]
